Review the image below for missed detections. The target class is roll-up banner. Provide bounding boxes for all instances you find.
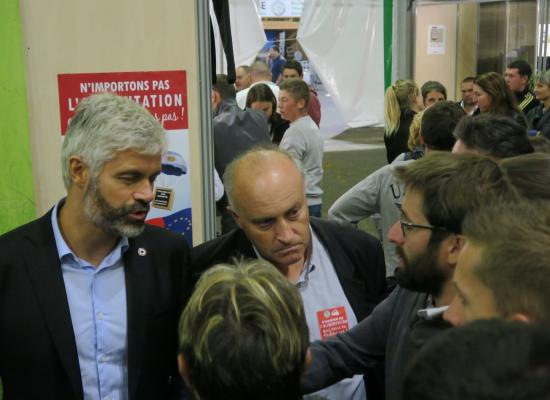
[57,70,193,245]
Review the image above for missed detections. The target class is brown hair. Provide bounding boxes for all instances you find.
[279,78,310,109]
[245,83,277,125]
[500,152,550,200]
[394,152,516,233]
[474,72,523,118]
[463,202,550,321]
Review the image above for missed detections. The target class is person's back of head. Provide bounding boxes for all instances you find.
[403,319,550,400]
[530,135,550,153]
[251,61,272,83]
[213,74,237,100]
[501,152,550,200]
[178,259,309,400]
[394,152,515,234]
[384,79,420,136]
[460,201,550,323]
[452,114,533,158]
[421,101,465,151]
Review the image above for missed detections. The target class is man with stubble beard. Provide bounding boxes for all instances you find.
[0,93,190,400]
[301,152,517,400]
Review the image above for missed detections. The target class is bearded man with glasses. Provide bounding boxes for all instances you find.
[301,152,517,400]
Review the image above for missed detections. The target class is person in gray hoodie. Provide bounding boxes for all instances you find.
[328,101,465,276]
[278,78,324,217]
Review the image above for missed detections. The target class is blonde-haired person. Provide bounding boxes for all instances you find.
[178,258,309,400]
[390,110,424,163]
[384,79,424,163]
[526,69,550,138]
[408,110,424,151]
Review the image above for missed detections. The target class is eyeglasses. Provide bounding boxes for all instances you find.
[400,218,447,237]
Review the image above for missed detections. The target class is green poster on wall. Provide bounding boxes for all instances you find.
[0,0,36,234]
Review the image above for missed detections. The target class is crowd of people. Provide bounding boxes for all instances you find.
[1,54,550,400]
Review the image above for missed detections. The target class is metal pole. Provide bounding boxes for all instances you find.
[545,0,550,71]
[196,0,216,241]
[534,0,543,74]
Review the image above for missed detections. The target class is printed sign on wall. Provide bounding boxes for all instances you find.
[58,71,193,245]
[428,25,446,55]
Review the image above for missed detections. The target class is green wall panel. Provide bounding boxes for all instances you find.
[0,0,36,234]
[384,0,393,89]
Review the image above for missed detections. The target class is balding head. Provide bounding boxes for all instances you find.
[250,61,272,83]
[222,147,310,273]
[224,147,305,212]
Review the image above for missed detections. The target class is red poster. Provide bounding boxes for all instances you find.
[57,70,188,134]
[316,306,350,340]
[57,70,193,246]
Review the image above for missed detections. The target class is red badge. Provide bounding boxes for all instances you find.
[316,306,349,340]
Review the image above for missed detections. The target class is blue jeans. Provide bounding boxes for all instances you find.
[308,204,322,218]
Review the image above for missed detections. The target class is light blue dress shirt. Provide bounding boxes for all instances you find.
[52,202,129,400]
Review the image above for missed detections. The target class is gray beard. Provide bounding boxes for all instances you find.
[83,181,149,238]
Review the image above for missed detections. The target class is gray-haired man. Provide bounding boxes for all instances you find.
[0,92,190,399]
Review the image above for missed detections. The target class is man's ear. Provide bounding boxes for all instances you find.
[418,130,426,145]
[68,156,89,189]
[303,348,312,374]
[227,206,241,227]
[297,98,306,112]
[509,313,531,324]
[445,234,465,268]
[211,90,221,110]
[178,354,193,390]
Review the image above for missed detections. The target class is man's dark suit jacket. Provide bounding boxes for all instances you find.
[191,217,387,324]
[0,208,190,400]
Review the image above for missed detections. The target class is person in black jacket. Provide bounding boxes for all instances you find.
[0,93,190,400]
[403,320,550,400]
[191,146,387,400]
[212,74,271,233]
[384,79,424,163]
[505,59,539,116]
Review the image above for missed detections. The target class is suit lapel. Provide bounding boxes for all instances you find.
[124,236,154,400]
[232,229,256,260]
[310,218,355,281]
[22,211,84,400]
[310,218,368,319]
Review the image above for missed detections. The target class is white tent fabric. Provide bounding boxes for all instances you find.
[298,0,385,128]
[210,0,267,74]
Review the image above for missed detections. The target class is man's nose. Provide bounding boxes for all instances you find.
[134,180,155,203]
[275,220,294,243]
[387,220,404,245]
